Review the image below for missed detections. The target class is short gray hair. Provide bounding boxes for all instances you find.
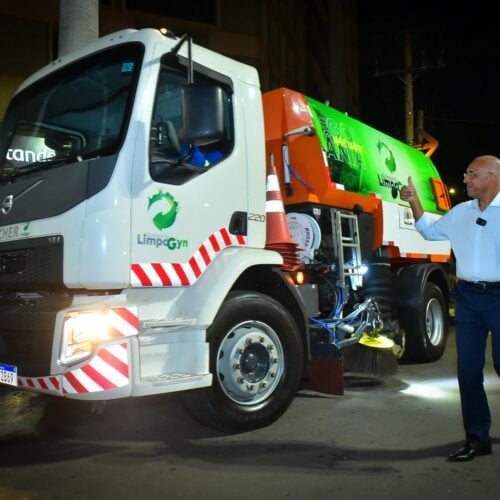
[474,155,500,174]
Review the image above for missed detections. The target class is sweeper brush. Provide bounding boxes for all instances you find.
[342,333,399,377]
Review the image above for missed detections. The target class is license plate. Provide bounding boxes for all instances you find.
[0,364,18,387]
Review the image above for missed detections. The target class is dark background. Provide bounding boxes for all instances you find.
[357,1,500,202]
[1,0,498,205]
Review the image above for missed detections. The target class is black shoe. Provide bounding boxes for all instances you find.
[447,441,492,462]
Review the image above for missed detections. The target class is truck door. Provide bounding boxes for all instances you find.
[130,53,248,287]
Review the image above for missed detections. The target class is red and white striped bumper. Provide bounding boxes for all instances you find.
[16,306,138,399]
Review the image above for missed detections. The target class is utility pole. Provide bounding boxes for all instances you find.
[59,0,99,58]
[375,31,442,154]
[404,33,415,145]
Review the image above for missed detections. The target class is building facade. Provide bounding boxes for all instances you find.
[0,0,358,120]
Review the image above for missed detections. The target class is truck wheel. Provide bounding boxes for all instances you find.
[181,291,304,433]
[402,282,448,362]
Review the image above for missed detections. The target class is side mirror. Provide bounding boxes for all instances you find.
[182,84,224,146]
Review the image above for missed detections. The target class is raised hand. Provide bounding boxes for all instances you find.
[400,176,418,202]
[399,175,424,220]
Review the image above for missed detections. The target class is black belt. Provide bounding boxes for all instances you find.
[460,280,500,290]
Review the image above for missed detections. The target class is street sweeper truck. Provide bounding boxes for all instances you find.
[0,28,452,433]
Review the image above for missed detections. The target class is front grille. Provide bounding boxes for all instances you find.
[0,292,72,376]
[0,236,68,376]
[0,236,64,290]
[0,251,26,275]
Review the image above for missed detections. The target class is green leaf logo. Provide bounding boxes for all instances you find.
[377,140,396,173]
[148,192,179,230]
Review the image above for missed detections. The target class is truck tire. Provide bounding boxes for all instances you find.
[181,291,304,433]
[402,282,448,362]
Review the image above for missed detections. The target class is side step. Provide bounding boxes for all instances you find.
[133,373,212,396]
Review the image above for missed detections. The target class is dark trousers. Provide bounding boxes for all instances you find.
[452,281,500,443]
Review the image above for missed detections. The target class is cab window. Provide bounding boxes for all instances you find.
[149,60,234,185]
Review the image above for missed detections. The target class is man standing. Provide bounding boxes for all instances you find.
[400,155,500,462]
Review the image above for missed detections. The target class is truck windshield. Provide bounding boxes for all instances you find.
[0,43,143,180]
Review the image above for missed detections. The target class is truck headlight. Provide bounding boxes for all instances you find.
[61,311,110,366]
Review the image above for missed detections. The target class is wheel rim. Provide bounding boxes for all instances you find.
[216,320,284,405]
[425,297,444,346]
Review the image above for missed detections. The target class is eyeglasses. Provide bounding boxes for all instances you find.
[463,170,495,179]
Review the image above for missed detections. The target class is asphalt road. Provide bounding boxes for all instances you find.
[1,327,499,500]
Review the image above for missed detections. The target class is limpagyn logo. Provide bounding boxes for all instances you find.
[376,140,401,198]
[377,174,403,199]
[137,191,188,251]
[148,191,179,230]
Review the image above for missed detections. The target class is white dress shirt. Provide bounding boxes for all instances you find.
[415,192,500,282]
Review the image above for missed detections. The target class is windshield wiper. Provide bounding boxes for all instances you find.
[5,155,83,181]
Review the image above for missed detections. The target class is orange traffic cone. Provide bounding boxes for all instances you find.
[265,154,302,271]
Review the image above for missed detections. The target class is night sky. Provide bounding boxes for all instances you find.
[357,1,500,203]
